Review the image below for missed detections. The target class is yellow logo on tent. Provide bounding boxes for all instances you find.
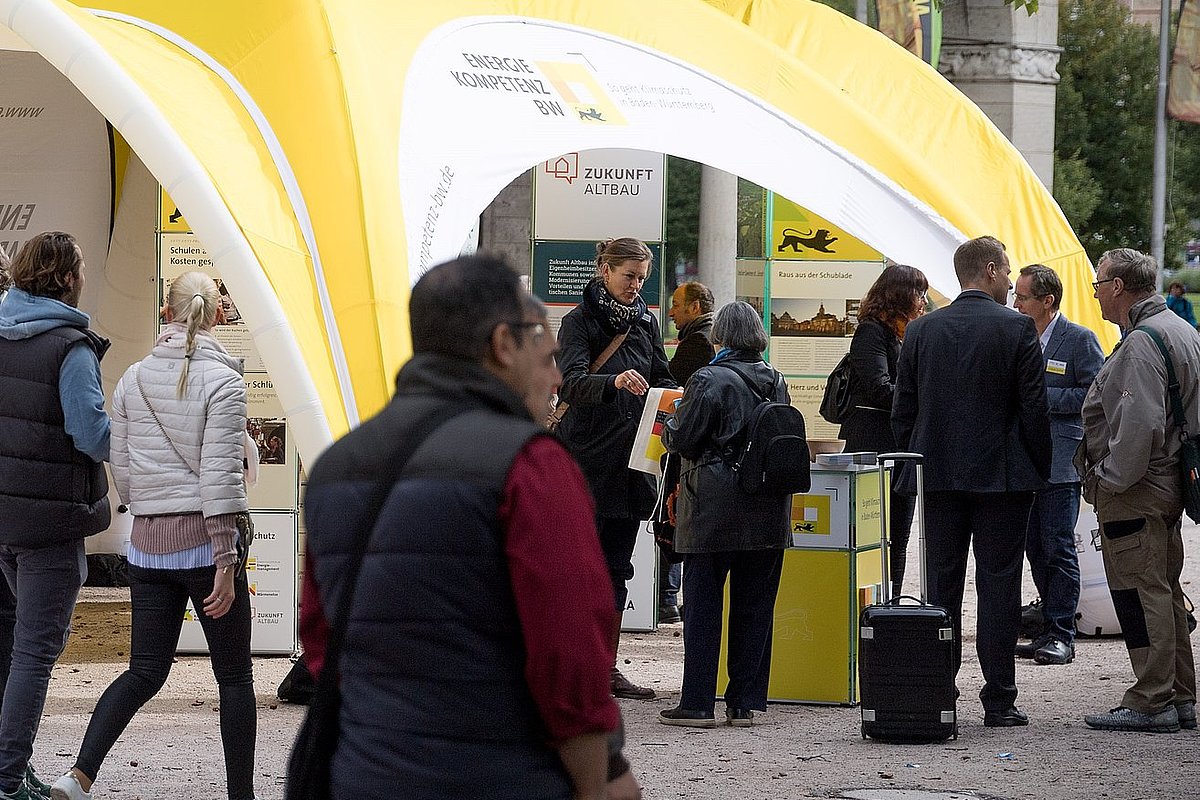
[771,197,880,262]
[159,188,190,233]
[791,493,831,536]
[536,61,627,126]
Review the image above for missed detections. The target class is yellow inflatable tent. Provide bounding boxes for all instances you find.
[0,0,1109,465]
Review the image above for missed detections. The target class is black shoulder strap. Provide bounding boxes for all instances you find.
[1134,326,1190,439]
[312,404,471,689]
[717,360,781,403]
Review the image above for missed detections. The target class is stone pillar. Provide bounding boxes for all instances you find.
[478,171,533,275]
[939,0,1061,190]
[696,165,738,307]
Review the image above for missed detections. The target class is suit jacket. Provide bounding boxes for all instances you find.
[891,290,1052,495]
[1040,314,1104,484]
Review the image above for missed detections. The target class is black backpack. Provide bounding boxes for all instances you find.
[719,363,811,495]
[819,352,853,425]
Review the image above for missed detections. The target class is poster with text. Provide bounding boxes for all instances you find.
[245,375,299,510]
[177,510,298,655]
[158,231,265,372]
[786,376,840,441]
[534,149,665,242]
[532,239,662,308]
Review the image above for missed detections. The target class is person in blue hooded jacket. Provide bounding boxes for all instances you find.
[0,231,110,800]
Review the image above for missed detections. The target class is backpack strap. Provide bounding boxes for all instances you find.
[1134,326,1191,440]
[716,360,782,403]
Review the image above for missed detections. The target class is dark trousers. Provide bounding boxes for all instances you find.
[888,489,917,597]
[597,517,641,614]
[0,540,85,792]
[680,549,784,713]
[74,564,256,800]
[1025,482,1081,643]
[923,491,1033,712]
[658,550,680,609]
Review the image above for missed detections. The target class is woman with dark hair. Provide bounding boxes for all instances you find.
[658,301,793,728]
[556,237,676,700]
[840,264,928,596]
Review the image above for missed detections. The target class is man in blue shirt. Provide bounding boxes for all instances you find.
[1013,264,1104,666]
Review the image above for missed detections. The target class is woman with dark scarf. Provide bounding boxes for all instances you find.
[838,263,928,596]
[556,237,677,700]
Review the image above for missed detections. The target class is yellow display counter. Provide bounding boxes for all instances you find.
[719,463,885,705]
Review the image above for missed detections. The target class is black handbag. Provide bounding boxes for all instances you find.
[819,352,853,425]
[1135,326,1200,524]
[285,406,467,800]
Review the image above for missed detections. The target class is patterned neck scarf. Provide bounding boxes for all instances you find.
[584,276,645,334]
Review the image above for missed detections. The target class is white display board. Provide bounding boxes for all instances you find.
[177,510,298,655]
[622,524,657,632]
[1075,500,1121,636]
[533,148,665,242]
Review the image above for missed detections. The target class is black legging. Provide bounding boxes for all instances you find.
[74,564,256,800]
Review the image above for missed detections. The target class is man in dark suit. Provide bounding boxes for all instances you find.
[892,235,1052,727]
[1013,264,1104,666]
[657,281,716,623]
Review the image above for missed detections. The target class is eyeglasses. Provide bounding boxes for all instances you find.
[1013,292,1049,303]
[1092,278,1117,291]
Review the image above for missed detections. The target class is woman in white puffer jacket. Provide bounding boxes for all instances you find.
[52,271,256,800]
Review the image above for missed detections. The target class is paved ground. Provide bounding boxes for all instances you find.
[33,519,1200,799]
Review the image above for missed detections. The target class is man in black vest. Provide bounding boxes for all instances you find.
[892,235,1051,728]
[0,231,110,799]
[301,256,640,800]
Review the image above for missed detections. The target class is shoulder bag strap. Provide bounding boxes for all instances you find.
[134,365,199,477]
[1134,326,1191,438]
[716,360,772,403]
[547,331,629,427]
[311,404,471,693]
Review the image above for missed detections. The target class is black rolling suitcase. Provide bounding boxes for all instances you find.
[858,452,957,742]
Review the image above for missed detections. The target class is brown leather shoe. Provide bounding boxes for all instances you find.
[611,667,656,700]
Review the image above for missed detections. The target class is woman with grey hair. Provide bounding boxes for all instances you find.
[660,301,795,728]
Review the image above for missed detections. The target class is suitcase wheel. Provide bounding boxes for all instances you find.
[861,722,867,740]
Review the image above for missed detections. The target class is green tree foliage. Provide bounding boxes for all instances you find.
[1056,0,1200,267]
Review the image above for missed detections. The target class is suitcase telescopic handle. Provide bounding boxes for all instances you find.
[875,452,927,605]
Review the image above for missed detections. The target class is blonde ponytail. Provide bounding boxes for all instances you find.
[166,271,220,398]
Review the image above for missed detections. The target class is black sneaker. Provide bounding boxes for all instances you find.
[659,706,716,728]
[658,605,681,624]
[726,707,754,727]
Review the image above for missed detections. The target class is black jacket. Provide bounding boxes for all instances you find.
[557,302,675,519]
[838,318,900,453]
[663,352,792,552]
[891,291,1052,495]
[669,312,715,385]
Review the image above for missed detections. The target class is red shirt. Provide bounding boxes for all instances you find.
[299,435,620,743]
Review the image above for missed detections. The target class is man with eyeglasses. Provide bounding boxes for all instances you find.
[892,235,1052,728]
[1012,264,1104,667]
[300,256,641,798]
[1077,248,1199,733]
